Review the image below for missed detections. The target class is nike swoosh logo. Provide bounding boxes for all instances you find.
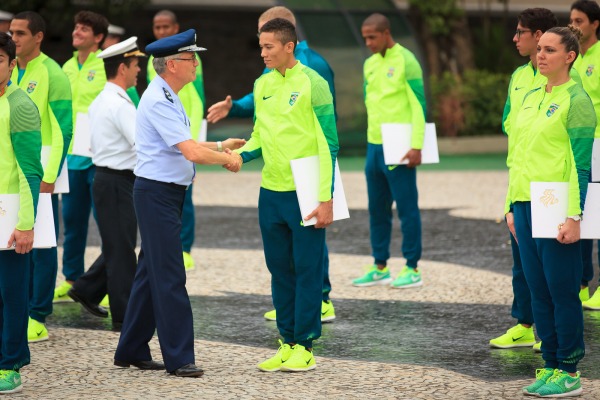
[565,380,578,389]
[262,95,273,100]
[13,378,19,384]
[411,276,420,282]
[514,86,524,90]
[512,336,524,342]
[306,357,313,365]
[523,107,533,110]
[321,310,327,315]
[36,330,44,336]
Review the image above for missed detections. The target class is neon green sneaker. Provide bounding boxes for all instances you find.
[522,368,555,396]
[183,251,195,271]
[580,287,590,303]
[0,370,22,394]
[321,300,335,322]
[583,288,600,310]
[351,265,391,287]
[53,281,73,303]
[280,344,316,372]
[535,370,581,397]
[391,266,423,289]
[27,317,48,343]
[99,295,110,308]
[257,340,292,372]
[263,309,276,321]
[489,324,536,349]
[533,341,542,352]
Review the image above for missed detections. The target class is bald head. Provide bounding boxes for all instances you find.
[154,10,177,24]
[259,6,296,29]
[153,9,179,40]
[362,13,390,33]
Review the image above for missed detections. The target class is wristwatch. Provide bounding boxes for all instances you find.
[568,215,582,222]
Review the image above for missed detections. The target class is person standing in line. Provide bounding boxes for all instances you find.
[54,11,108,303]
[0,31,43,394]
[67,37,145,330]
[0,11,12,33]
[114,29,243,377]
[148,9,205,271]
[102,24,141,107]
[570,0,600,310]
[207,5,337,323]
[351,13,425,289]
[9,11,73,343]
[227,18,338,372]
[511,27,594,397]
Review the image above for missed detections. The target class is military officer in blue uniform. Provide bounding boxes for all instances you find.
[113,29,242,377]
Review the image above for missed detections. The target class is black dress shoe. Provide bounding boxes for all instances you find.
[67,288,108,318]
[170,363,204,377]
[114,359,166,370]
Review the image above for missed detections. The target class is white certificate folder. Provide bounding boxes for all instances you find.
[0,193,57,250]
[290,156,350,227]
[71,112,92,158]
[531,182,600,239]
[41,146,69,194]
[381,123,440,166]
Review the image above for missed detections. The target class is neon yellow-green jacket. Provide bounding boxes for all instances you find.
[62,49,106,170]
[364,43,426,148]
[507,79,595,216]
[236,61,339,201]
[147,54,205,140]
[574,41,600,138]
[0,83,43,230]
[12,53,72,184]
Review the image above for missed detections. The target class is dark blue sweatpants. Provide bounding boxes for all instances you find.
[509,230,534,325]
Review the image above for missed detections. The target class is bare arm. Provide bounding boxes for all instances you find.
[176,139,239,166]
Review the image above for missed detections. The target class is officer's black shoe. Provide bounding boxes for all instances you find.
[67,288,108,318]
[114,359,165,370]
[170,363,204,377]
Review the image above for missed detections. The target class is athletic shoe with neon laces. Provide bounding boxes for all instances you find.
[583,289,600,310]
[183,251,195,271]
[535,369,582,397]
[489,324,536,349]
[257,340,292,372]
[27,317,48,343]
[522,368,555,396]
[391,266,423,288]
[580,287,590,303]
[53,281,73,303]
[0,370,22,394]
[99,295,110,308]
[533,341,542,352]
[352,265,391,287]
[263,301,336,322]
[280,344,316,372]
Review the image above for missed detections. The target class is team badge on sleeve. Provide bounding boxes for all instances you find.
[289,92,299,106]
[387,67,395,78]
[27,81,37,94]
[587,65,595,76]
[546,103,560,117]
[87,70,96,81]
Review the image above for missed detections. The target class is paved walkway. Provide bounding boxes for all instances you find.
[17,170,600,399]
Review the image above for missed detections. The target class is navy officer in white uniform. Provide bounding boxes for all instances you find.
[114,29,243,377]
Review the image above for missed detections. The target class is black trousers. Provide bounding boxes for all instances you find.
[72,167,137,323]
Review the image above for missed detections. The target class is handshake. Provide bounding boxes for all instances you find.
[219,138,245,173]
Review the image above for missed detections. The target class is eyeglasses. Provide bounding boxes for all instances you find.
[171,57,197,64]
[515,29,532,39]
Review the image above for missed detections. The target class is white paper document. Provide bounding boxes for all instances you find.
[381,123,440,166]
[0,193,57,250]
[71,112,92,158]
[198,119,208,143]
[290,156,350,227]
[531,182,600,239]
[592,139,600,182]
[41,146,69,194]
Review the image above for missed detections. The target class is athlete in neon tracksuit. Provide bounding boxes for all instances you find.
[0,31,43,394]
[231,18,338,372]
[570,0,600,309]
[9,11,73,343]
[512,27,595,397]
[352,13,425,288]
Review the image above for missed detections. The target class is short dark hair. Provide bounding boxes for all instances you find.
[103,57,136,80]
[518,8,558,33]
[571,0,600,35]
[74,11,109,48]
[259,18,297,51]
[0,32,16,62]
[13,11,46,37]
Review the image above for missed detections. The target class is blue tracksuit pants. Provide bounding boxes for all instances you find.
[509,230,534,325]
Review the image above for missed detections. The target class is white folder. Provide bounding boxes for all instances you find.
[290,156,350,227]
[581,183,600,239]
[381,123,440,166]
[0,193,57,250]
[592,139,600,182]
[41,146,69,194]
[71,112,93,157]
[198,119,207,142]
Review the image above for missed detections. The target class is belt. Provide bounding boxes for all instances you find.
[96,166,135,179]
[136,176,188,191]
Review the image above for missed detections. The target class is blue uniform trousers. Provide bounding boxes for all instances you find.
[258,188,325,348]
[62,166,97,282]
[365,144,421,267]
[0,251,31,370]
[514,202,584,373]
[581,239,599,285]
[508,231,534,325]
[29,194,59,323]
[180,183,195,253]
[115,178,195,372]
